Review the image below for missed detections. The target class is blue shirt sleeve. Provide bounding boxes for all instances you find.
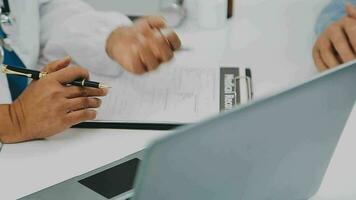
[315,0,356,35]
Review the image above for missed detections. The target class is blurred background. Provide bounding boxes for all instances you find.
[84,0,163,15]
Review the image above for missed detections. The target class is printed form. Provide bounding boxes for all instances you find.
[94,66,221,123]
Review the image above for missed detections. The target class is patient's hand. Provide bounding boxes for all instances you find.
[313,4,356,71]
[106,16,181,75]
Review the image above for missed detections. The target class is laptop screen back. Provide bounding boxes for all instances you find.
[133,63,356,200]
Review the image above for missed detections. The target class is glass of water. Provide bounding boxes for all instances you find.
[159,0,186,27]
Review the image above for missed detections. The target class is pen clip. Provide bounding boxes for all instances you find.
[1,65,32,78]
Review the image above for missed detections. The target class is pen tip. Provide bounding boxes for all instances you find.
[99,84,111,89]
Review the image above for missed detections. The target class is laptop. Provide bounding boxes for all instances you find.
[21,62,356,200]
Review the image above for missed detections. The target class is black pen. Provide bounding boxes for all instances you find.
[1,65,110,89]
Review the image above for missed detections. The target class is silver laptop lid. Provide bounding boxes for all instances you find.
[133,63,356,200]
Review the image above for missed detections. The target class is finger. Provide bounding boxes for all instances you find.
[135,18,153,33]
[160,29,182,50]
[150,29,174,62]
[66,109,97,125]
[328,25,355,62]
[346,3,356,19]
[144,16,167,29]
[67,97,102,111]
[65,86,108,98]
[52,66,90,84]
[344,18,356,53]
[135,24,163,62]
[319,37,341,68]
[135,20,175,59]
[313,47,328,72]
[129,44,148,74]
[42,56,72,73]
[137,38,160,71]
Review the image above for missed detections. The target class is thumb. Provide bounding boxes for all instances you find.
[42,56,72,73]
[346,3,356,18]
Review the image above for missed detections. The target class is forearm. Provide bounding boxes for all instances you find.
[39,0,132,76]
[0,104,21,143]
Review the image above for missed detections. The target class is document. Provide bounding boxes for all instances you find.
[91,65,250,124]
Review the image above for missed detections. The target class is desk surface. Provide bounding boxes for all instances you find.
[1,0,356,199]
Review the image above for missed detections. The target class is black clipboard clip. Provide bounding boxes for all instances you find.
[220,67,254,112]
[235,68,254,102]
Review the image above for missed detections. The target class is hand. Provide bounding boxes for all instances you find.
[1,57,108,143]
[106,16,181,74]
[313,4,356,71]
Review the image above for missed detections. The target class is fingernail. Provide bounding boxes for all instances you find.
[102,88,109,96]
[160,28,173,37]
[97,98,102,106]
[88,110,97,120]
[159,16,168,24]
[62,56,72,62]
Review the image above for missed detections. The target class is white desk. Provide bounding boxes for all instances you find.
[1,0,356,199]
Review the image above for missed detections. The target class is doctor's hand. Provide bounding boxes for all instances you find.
[106,16,181,75]
[313,4,356,72]
[1,58,107,143]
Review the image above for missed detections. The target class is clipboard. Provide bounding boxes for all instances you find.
[73,67,254,130]
[72,122,185,131]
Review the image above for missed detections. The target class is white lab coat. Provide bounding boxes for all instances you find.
[0,0,132,104]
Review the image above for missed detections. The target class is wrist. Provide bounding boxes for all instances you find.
[0,104,24,143]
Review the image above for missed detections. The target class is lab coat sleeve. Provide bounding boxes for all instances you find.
[315,0,356,36]
[38,0,132,76]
